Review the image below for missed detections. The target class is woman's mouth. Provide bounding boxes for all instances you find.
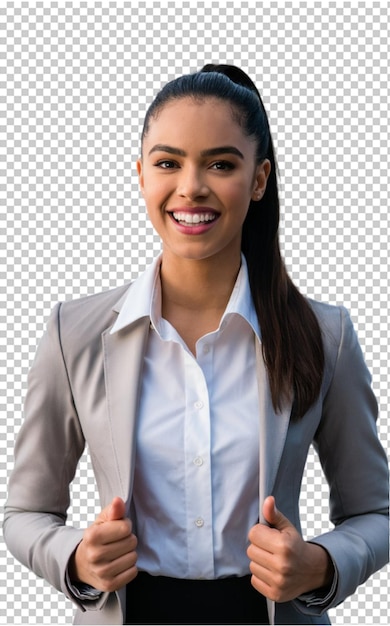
[171,211,218,225]
[168,209,220,234]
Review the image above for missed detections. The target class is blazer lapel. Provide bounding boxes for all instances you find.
[255,340,292,626]
[102,318,150,511]
[255,339,292,517]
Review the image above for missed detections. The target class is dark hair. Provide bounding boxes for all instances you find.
[141,64,325,419]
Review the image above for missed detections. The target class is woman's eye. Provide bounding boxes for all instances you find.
[155,160,178,169]
[211,161,235,171]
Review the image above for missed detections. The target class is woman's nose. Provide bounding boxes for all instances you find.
[177,167,209,199]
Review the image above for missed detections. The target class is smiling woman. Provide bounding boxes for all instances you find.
[4,64,388,626]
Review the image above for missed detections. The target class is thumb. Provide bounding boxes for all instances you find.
[262,496,293,531]
[96,496,126,524]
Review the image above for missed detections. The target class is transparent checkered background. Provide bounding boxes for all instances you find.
[1,1,389,624]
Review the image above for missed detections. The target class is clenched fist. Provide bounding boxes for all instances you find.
[69,497,138,593]
[247,496,334,603]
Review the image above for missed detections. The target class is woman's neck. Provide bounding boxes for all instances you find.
[160,251,241,313]
[159,251,242,354]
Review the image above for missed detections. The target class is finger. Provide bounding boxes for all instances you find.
[95,563,139,594]
[101,548,138,580]
[247,542,275,569]
[248,523,281,552]
[250,572,273,599]
[108,497,126,521]
[262,496,294,532]
[92,533,138,563]
[87,518,133,546]
[249,559,275,587]
[250,565,295,604]
[96,497,126,524]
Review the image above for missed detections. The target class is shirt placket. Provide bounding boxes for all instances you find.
[183,348,214,579]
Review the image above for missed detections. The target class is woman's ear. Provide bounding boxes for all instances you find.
[251,159,271,201]
[136,158,144,194]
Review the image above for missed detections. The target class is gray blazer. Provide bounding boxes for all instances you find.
[4,281,389,625]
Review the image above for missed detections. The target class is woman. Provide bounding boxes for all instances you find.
[4,64,388,625]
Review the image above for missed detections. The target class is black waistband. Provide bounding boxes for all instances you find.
[125,572,269,625]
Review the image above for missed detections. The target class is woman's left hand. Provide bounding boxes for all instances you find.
[247,496,334,603]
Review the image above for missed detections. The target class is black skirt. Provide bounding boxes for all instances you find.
[125,572,269,625]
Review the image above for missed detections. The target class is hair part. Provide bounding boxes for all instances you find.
[141,64,325,420]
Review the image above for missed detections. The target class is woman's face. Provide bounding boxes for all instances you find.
[137,97,270,266]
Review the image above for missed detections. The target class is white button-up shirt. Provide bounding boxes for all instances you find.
[113,255,261,580]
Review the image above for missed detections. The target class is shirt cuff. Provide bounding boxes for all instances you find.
[65,568,103,601]
[296,553,338,609]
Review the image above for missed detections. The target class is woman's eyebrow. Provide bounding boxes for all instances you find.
[148,144,186,156]
[201,146,244,159]
[148,144,244,159]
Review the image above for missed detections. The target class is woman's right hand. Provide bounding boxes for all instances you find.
[69,496,138,593]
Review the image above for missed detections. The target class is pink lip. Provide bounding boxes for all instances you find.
[169,206,220,214]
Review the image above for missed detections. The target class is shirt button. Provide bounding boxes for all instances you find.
[203,344,210,354]
[193,456,204,466]
[194,400,203,410]
[195,517,204,528]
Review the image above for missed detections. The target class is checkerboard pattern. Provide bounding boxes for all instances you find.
[1,2,388,624]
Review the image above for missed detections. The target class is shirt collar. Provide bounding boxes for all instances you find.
[110,253,260,340]
[221,255,261,340]
[110,254,163,334]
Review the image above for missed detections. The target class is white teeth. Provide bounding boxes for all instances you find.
[172,212,217,224]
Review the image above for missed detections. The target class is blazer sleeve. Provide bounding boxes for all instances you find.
[294,306,389,615]
[3,303,106,611]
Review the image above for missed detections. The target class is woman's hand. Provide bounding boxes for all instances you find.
[247,496,334,603]
[69,497,138,593]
